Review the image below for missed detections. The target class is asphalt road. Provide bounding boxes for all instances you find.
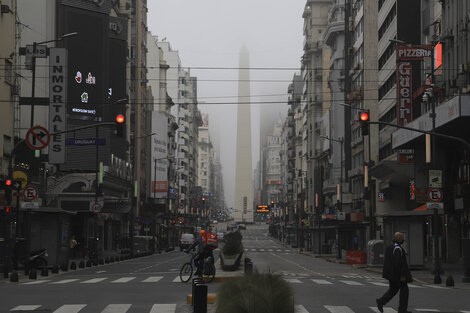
[0,223,468,313]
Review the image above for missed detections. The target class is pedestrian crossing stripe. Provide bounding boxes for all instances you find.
[52,304,87,313]
[11,305,41,311]
[22,280,50,285]
[339,280,363,286]
[325,305,355,312]
[142,276,163,283]
[50,279,79,284]
[285,278,302,283]
[101,304,132,313]
[295,305,309,313]
[111,277,135,283]
[172,276,180,282]
[415,309,440,312]
[368,282,389,287]
[81,278,107,284]
[311,279,333,284]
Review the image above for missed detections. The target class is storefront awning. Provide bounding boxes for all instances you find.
[369,159,414,185]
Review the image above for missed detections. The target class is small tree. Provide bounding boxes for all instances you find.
[216,272,294,313]
[222,230,243,256]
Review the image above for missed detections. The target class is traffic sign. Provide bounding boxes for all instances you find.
[25,44,47,58]
[429,170,442,188]
[26,126,50,150]
[13,171,28,189]
[427,187,443,202]
[23,185,39,201]
[91,202,102,213]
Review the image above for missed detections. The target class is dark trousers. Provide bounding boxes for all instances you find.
[378,280,409,312]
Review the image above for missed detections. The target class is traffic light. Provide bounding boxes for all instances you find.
[360,111,370,136]
[201,197,205,204]
[115,114,125,137]
[2,179,13,204]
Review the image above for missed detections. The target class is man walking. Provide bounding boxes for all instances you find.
[376,232,413,313]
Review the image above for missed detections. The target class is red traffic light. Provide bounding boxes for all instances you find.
[360,112,370,122]
[4,179,12,186]
[115,114,125,124]
[5,206,10,213]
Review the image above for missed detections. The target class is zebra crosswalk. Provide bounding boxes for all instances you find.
[295,305,470,313]
[9,304,178,312]
[21,276,170,285]
[8,304,470,312]
[244,248,292,253]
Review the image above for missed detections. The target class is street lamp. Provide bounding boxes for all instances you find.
[23,32,78,128]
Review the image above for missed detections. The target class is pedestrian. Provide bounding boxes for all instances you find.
[376,232,413,313]
[69,236,78,259]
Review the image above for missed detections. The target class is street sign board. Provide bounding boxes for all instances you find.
[427,188,443,202]
[26,126,50,150]
[23,185,39,201]
[13,171,28,189]
[21,201,39,209]
[65,138,106,146]
[25,44,47,58]
[429,170,442,188]
[426,202,444,209]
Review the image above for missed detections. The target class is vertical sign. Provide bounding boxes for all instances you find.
[49,48,67,164]
[151,112,168,198]
[396,62,413,126]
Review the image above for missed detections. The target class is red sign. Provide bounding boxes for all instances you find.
[398,150,415,164]
[152,181,168,193]
[26,126,50,150]
[23,185,39,201]
[397,45,432,61]
[427,188,443,202]
[397,62,413,126]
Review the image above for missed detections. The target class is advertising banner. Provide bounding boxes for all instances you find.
[397,62,413,126]
[151,112,168,198]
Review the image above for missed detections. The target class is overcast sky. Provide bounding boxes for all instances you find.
[147,0,306,209]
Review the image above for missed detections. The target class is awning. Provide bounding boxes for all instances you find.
[379,208,443,217]
[369,159,414,185]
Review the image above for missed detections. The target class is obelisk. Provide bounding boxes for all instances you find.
[234,45,254,223]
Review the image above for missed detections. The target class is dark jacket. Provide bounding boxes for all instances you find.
[382,242,412,283]
[188,236,205,254]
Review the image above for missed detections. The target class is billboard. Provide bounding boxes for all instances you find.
[151,112,168,198]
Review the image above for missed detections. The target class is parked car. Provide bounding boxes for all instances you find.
[238,223,246,230]
[179,233,195,251]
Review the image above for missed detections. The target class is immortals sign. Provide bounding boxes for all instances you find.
[48,48,67,164]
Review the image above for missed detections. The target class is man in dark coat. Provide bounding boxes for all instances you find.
[376,232,413,313]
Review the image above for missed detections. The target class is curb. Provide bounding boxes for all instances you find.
[186,293,217,305]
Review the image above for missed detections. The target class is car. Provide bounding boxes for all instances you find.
[238,223,246,230]
[179,233,195,251]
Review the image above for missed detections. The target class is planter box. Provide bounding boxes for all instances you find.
[220,251,243,271]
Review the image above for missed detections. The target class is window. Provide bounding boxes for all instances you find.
[378,42,395,70]
[378,5,396,41]
[379,143,394,160]
[4,60,12,84]
[379,106,397,130]
[378,72,396,100]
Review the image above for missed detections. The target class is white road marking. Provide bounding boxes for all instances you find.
[285,278,302,283]
[369,307,397,313]
[369,282,389,287]
[260,249,265,251]
[101,304,132,313]
[51,279,79,284]
[324,305,355,313]
[52,304,87,313]
[172,276,181,282]
[96,270,107,274]
[111,277,135,283]
[415,309,440,312]
[22,280,50,285]
[81,278,107,284]
[408,284,424,288]
[251,249,256,251]
[268,249,273,251]
[295,304,309,313]
[339,280,363,286]
[426,284,446,289]
[149,303,176,313]
[11,305,42,311]
[311,279,333,285]
[142,276,163,283]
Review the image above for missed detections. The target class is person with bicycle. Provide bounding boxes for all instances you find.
[185,230,212,276]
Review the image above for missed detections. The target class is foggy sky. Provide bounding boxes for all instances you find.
[147,0,305,209]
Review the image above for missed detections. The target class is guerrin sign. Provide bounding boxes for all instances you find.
[49,48,67,164]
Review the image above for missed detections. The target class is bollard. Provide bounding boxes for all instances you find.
[446,275,454,287]
[192,278,204,306]
[193,283,208,313]
[70,262,76,270]
[86,260,92,267]
[52,264,59,274]
[29,268,37,279]
[9,271,18,282]
[41,268,49,276]
[245,261,253,274]
[79,260,85,268]
[60,263,68,272]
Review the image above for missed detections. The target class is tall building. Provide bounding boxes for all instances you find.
[234,45,254,223]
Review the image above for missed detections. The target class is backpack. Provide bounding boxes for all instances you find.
[204,232,218,251]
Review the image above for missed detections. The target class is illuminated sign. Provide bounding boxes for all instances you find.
[266,180,281,185]
[397,45,432,61]
[396,62,412,126]
[256,205,270,213]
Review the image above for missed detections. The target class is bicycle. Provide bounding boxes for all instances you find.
[179,251,216,283]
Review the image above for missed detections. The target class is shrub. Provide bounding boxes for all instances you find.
[216,271,294,313]
[222,230,243,255]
